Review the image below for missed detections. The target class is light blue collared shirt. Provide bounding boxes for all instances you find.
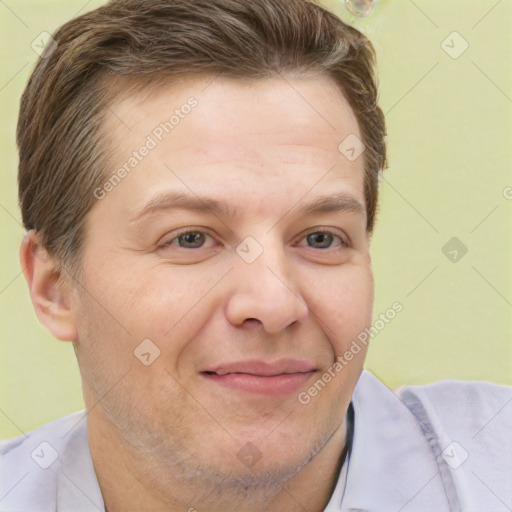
[2,371,511,511]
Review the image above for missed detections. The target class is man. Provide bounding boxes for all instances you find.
[1,0,510,511]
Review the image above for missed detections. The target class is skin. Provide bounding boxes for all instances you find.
[21,74,374,512]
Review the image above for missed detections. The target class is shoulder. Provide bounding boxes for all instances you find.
[0,410,87,512]
[351,373,512,510]
[395,378,512,510]
[1,409,86,458]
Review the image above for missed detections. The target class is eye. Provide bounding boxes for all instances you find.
[159,229,215,249]
[298,229,349,250]
[157,228,349,252]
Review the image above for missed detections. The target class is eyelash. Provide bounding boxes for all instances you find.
[159,228,349,251]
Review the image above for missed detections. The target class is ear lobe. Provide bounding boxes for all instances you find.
[19,230,78,342]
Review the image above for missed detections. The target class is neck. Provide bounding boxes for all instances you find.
[88,410,351,512]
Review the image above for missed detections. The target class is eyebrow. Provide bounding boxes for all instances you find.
[130,190,366,222]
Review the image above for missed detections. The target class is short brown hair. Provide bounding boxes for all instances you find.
[17,0,387,273]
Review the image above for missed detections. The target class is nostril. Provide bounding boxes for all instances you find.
[243,318,261,327]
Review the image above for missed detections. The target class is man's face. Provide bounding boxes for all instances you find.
[72,75,373,482]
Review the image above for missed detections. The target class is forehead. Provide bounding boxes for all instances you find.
[96,74,366,220]
[102,73,360,159]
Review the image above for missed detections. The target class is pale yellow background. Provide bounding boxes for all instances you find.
[1,0,511,439]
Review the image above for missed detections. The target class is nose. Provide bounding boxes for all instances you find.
[225,239,309,333]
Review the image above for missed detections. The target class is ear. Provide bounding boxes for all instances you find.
[19,230,78,342]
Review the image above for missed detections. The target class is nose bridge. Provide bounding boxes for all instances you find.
[225,234,309,332]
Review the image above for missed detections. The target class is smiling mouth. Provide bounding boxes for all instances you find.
[201,370,311,376]
[200,370,316,396]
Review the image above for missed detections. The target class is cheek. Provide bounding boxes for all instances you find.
[131,270,215,337]
[80,258,204,332]
[77,265,219,379]
[305,264,374,351]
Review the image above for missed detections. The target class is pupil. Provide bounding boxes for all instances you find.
[309,233,332,248]
[181,232,203,247]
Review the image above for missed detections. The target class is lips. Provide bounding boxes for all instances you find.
[200,358,317,377]
[200,359,317,396]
